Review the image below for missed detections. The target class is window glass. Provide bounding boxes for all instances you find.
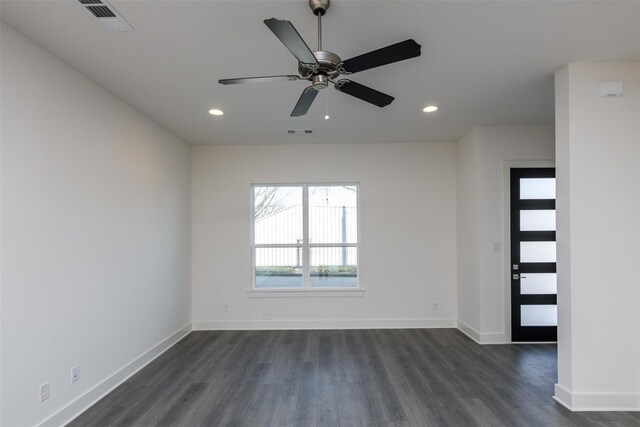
[309,186,358,244]
[520,210,556,231]
[254,186,302,245]
[520,241,556,263]
[520,178,556,200]
[520,273,557,295]
[521,305,557,327]
[310,247,358,288]
[255,248,303,288]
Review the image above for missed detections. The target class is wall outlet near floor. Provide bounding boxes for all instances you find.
[71,365,80,383]
[40,382,50,402]
[432,302,439,311]
[262,312,272,320]
[223,303,229,313]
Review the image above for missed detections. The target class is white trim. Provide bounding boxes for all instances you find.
[553,384,640,411]
[302,184,309,288]
[38,323,192,427]
[457,320,507,344]
[254,243,357,248]
[501,160,555,343]
[247,288,365,298]
[193,318,457,331]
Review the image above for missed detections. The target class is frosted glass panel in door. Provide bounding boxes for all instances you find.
[520,210,556,231]
[521,305,557,326]
[520,241,556,263]
[520,178,556,200]
[521,273,557,295]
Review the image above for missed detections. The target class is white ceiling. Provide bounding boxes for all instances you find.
[2,0,639,145]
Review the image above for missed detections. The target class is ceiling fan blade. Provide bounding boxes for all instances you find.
[340,39,421,74]
[219,75,300,85]
[335,80,394,107]
[291,86,319,117]
[264,18,319,66]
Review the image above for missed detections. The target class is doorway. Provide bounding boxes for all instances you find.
[510,168,557,342]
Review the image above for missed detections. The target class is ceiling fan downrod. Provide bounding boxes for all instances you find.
[309,0,329,50]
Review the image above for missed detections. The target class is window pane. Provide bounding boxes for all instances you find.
[309,186,358,244]
[255,247,302,288]
[520,178,556,200]
[521,273,557,295]
[310,247,357,288]
[521,305,557,326]
[520,210,556,231]
[520,241,556,263]
[254,186,302,244]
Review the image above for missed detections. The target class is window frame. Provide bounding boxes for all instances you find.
[249,183,362,294]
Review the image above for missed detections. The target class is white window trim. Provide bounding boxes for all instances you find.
[249,183,363,297]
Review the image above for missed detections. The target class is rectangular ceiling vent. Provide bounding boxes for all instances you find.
[77,0,133,32]
[287,129,314,134]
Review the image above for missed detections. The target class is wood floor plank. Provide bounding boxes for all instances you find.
[316,372,339,427]
[67,329,640,427]
[155,382,208,427]
[357,330,407,423]
[293,361,318,425]
[270,395,297,427]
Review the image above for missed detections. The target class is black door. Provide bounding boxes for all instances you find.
[511,168,557,342]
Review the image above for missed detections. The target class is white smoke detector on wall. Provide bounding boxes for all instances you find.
[598,81,623,98]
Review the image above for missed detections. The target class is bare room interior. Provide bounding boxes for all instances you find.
[0,0,639,426]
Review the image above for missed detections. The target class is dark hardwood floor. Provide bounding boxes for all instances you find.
[68,329,640,427]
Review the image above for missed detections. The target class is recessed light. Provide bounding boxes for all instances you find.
[422,105,438,113]
[324,115,330,120]
[208,108,224,116]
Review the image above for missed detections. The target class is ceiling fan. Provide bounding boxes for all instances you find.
[219,0,422,117]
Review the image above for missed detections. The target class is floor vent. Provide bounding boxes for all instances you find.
[77,0,133,32]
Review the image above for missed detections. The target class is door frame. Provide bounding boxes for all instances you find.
[502,160,555,343]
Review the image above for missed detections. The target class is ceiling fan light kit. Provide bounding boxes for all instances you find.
[219,0,422,117]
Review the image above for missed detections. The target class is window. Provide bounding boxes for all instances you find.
[251,184,359,290]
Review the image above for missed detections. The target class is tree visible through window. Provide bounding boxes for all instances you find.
[252,184,358,289]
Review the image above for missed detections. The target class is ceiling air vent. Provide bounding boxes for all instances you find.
[77,0,133,32]
[86,6,116,18]
[287,129,314,134]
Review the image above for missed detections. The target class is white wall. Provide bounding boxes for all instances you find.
[1,24,191,426]
[554,63,640,410]
[456,125,555,343]
[0,7,4,425]
[191,142,457,329]
[456,129,481,333]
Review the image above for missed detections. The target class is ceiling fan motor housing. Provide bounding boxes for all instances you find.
[298,50,342,80]
[309,0,330,16]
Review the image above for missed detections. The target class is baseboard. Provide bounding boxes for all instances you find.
[192,318,457,330]
[554,383,640,411]
[38,323,192,427]
[457,320,507,344]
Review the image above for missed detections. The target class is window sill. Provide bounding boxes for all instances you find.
[247,288,366,298]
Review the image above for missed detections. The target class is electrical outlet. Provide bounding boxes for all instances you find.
[71,365,80,383]
[40,382,50,402]
[262,312,272,320]
[223,304,229,313]
[432,302,439,311]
